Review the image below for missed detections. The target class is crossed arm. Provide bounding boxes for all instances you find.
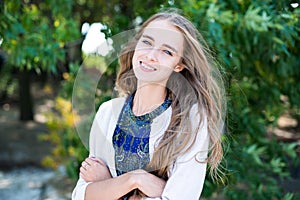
[79,157,166,200]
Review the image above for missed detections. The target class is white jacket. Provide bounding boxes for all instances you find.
[72,97,209,200]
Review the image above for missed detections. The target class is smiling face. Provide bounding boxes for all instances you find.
[132,20,184,86]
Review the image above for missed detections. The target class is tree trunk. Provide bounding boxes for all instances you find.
[18,70,34,121]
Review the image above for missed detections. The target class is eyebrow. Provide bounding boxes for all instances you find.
[142,34,178,53]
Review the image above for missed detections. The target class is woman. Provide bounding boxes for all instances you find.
[72,10,225,200]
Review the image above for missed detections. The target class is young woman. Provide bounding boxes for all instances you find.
[72,10,225,200]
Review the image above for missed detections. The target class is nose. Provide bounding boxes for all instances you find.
[146,48,158,62]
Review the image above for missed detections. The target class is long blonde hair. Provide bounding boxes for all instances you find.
[116,11,226,181]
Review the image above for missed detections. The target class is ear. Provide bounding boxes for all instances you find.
[174,64,184,72]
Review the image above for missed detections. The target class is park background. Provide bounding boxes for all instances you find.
[0,0,300,199]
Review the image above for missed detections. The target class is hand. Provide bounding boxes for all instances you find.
[80,157,112,182]
[130,169,166,198]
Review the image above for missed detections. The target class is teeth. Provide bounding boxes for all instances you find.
[140,61,156,71]
[143,64,155,70]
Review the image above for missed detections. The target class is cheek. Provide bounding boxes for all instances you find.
[132,51,139,67]
[132,46,146,63]
[159,56,180,70]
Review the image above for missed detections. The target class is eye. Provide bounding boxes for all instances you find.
[142,40,152,46]
[163,49,173,56]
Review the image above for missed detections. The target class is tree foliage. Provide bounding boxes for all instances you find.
[176,0,300,199]
[0,0,80,72]
[0,0,81,120]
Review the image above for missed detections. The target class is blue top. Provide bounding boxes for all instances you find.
[112,93,172,176]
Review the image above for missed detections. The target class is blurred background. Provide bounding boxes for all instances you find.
[0,0,299,199]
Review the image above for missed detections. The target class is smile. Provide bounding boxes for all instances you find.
[139,61,157,72]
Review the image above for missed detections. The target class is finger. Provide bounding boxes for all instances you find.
[82,161,91,170]
[79,172,86,180]
[90,157,106,165]
[86,158,103,167]
[80,166,87,173]
[80,172,90,182]
[85,158,93,166]
[86,157,102,166]
[79,171,84,178]
[81,160,87,167]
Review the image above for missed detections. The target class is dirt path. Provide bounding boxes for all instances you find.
[0,82,55,168]
[0,81,76,199]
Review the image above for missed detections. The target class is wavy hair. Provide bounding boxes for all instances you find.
[116,10,226,182]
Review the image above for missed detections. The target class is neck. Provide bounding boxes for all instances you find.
[132,81,167,116]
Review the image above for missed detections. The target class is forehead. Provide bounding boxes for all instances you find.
[142,20,184,47]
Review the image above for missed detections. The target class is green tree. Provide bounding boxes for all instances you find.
[177,0,300,199]
[0,0,81,120]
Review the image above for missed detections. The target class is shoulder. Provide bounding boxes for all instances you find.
[95,97,126,120]
[189,103,207,127]
[97,97,126,112]
[188,103,209,157]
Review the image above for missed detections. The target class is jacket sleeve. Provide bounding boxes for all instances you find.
[143,105,209,200]
[71,102,107,200]
[71,177,92,200]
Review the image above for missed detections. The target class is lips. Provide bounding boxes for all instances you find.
[139,61,157,72]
